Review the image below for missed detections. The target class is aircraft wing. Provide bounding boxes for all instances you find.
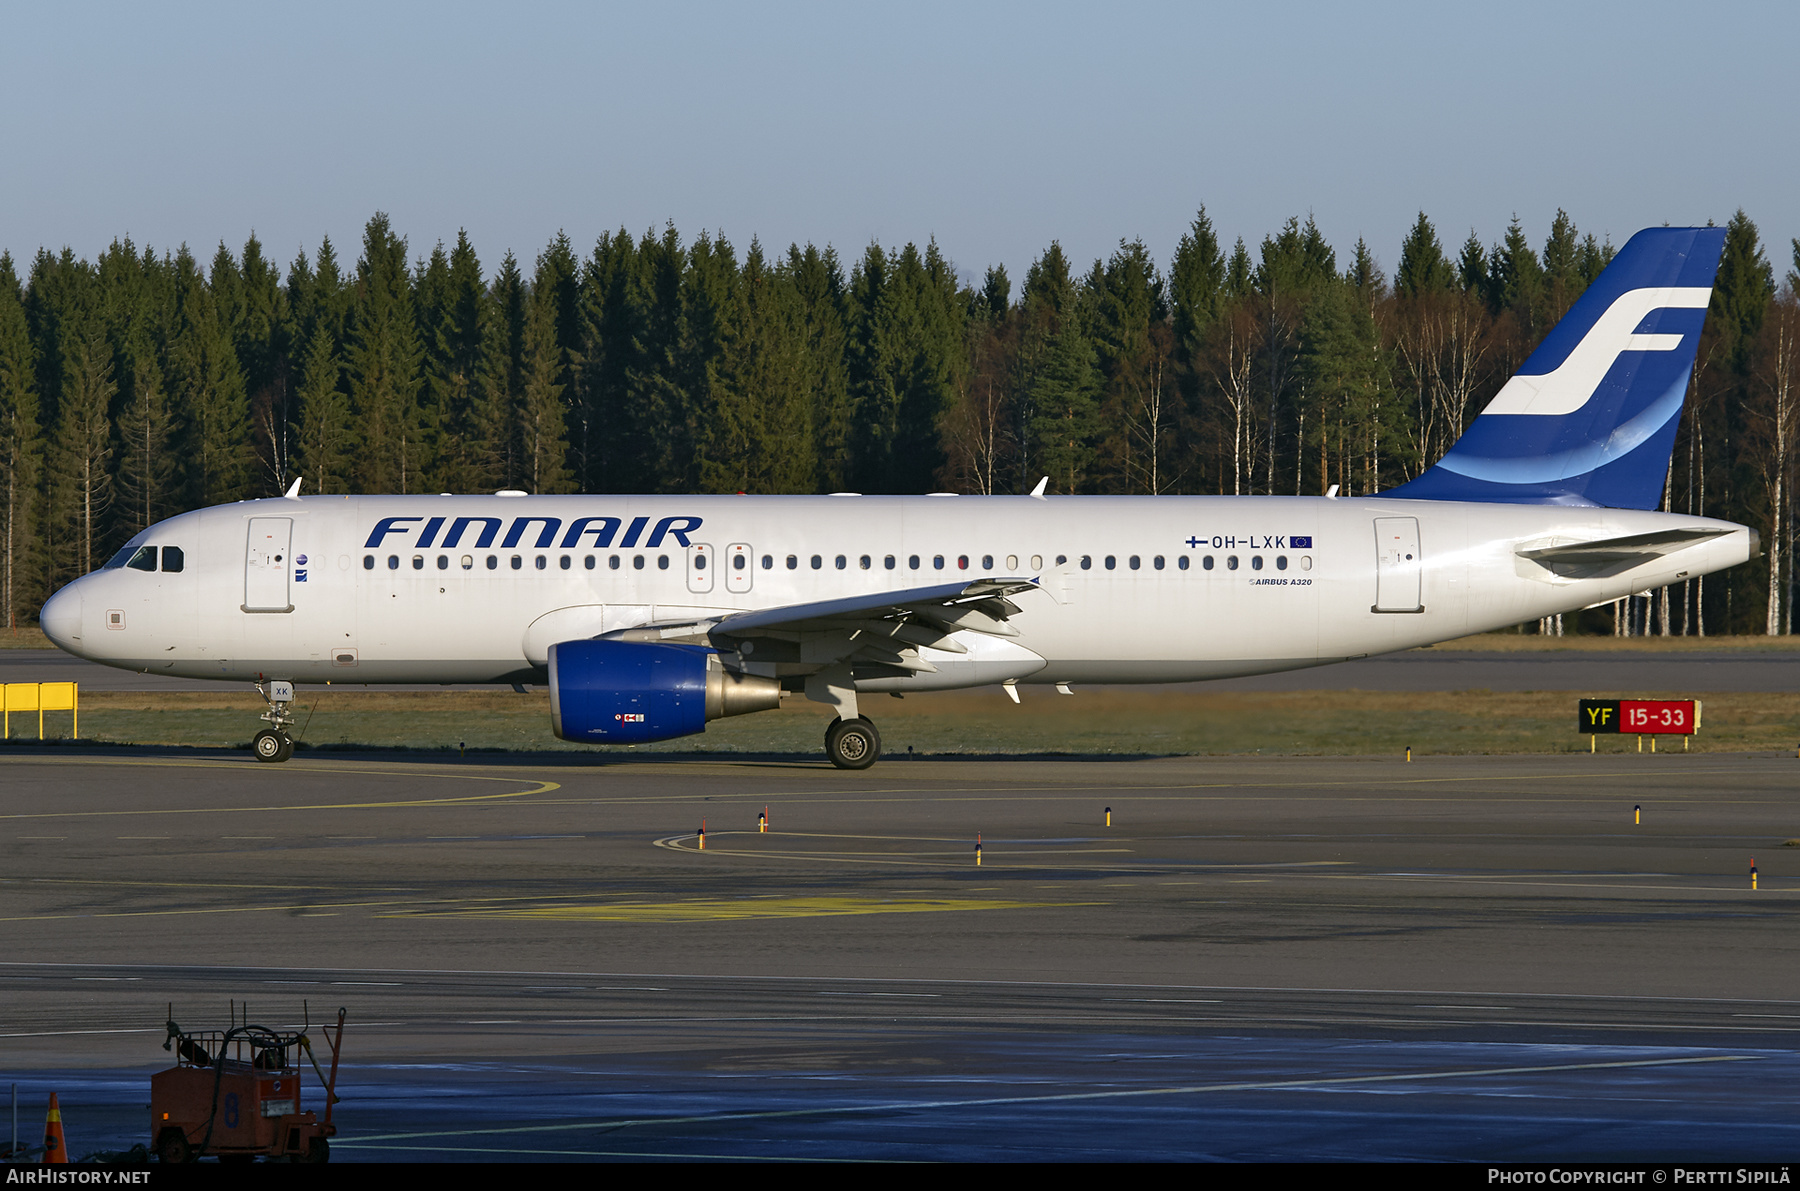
[605,578,1039,673]
[1516,527,1732,579]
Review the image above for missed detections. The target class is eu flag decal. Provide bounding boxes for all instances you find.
[1290,536,1313,548]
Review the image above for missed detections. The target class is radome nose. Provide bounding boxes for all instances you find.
[40,583,83,651]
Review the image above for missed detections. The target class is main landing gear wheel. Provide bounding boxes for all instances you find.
[825,717,881,770]
[252,728,293,763]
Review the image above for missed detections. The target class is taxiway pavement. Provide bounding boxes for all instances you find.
[2,749,1796,1160]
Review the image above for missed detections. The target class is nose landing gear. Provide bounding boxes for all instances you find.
[252,680,297,763]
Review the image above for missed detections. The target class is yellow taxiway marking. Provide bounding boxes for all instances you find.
[334,1053,1763,1147]
[0,774,560,820]
[0,887,1092,924]
[381,895,1086,922]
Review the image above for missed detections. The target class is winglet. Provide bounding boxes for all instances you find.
[1029,476,1048,499]
[283,477,303,500]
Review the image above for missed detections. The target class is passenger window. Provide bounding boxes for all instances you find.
[364,555,375,570]
[536,556,547,570]
[633,555,645,570]
[388,555,399,570]
[487,555,498,570]
[1128,555,1140,570]
[884,555,896,570]
[1227,555,1239,571]
[1055,555,1067,566]
[835,555,846,570]
[957,555,968,570]
[695,554,707,570]
[733,553,746,571]
[859,555,870,570]
[609,555,620,570]
[1276,555,1288,571]
[811,555,823,570]
[1178,556,1189,571]
[657,555,669,570]
[1105,556,1116,570]
[437,555,449,570]
[1031,555,1043,569]
[412,556,424,570]
[1300,555,1313,571]
[1005,555,1016,569]
[933,555,945,570]
[982,555,993,570]
[126,546,157,572]
[909,555,920,569]
[560,555,571,570]
[761,554,773,569]
[463,556,475,570]
[161,546,184,573]
[583,555,594,570]
[1153,556,1164,570]
[1080,556,1091,570]
[1202,555,1213,570]
[511,556,522,570]
[1252,555,1263,571]
[787,555,798,570]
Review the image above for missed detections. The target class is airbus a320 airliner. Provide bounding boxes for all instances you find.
[40,227,1753,768]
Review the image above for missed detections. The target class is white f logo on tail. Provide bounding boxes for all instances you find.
[1481,287,1712,417]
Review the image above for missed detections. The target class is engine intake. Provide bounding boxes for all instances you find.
[548,639,780,744]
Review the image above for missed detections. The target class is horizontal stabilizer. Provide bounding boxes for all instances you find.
[1516,527,1731,579]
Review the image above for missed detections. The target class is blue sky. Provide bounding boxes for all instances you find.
[4,1,1794,286]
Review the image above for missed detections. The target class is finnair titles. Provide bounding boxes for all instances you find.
[42,228,1755,768]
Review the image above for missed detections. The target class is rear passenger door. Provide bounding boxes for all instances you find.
[1372,517,1422,613]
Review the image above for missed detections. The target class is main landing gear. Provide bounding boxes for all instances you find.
[825,717,881,770]
[252,680,297,763]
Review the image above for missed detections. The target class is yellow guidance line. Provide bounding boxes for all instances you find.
[0,778,561,821]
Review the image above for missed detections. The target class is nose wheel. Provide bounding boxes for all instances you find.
[252,680,298,763]
[252,728,294,763]
[825,717,880,770]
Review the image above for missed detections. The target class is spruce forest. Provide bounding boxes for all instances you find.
[1,208,1796,636]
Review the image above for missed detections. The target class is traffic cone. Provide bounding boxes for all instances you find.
[42,1092,66,1163]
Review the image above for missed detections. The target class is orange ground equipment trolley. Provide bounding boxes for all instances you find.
[150,1004,345,1164]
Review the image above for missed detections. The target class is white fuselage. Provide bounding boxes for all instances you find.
[42,492,1754,690]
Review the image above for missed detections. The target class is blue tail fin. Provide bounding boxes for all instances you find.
[1385,226,1726,509]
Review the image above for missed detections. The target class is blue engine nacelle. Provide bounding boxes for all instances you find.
[548,639,782,744]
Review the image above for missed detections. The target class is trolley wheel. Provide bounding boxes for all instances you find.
[156,1128,193,1165]
[252,729,289,762]
[825,717,881,770]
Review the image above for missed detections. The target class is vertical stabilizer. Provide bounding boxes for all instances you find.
[1386,226,1726,509]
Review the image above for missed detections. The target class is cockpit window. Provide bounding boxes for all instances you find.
[103,544,140,569]
[126,546,158,572]
[160,546,184,573]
